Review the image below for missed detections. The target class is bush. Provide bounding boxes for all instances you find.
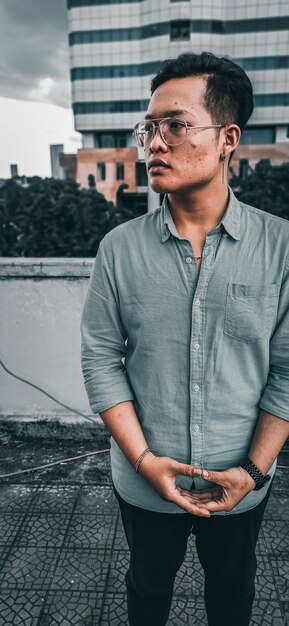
[1,161,288,257]
[230,160,289,221]
[0,177,135,257]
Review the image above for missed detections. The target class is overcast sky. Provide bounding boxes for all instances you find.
[0,0,81,178]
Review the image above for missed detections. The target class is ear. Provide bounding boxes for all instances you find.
[223,124,241,160]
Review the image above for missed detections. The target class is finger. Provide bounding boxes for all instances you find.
[172,461,208,479]
[201,500,229,513]
[180,490,213,503]
[174,463,222,484]
[172,489,211,517]
[195,469,223,483]
[183,488,215,499]
[180,493,213,505]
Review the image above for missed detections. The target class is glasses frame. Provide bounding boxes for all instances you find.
[133,117,227,147]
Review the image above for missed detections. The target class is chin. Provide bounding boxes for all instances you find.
[150,183,166,193]
[149,179,171,194]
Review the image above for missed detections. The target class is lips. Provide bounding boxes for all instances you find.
[148,160,170,171]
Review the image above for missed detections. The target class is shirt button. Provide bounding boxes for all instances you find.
[193,384,200,392]
[195,299,201,307]
[185,256,193,264]
[194,342,200,350]
[193,424,200,432]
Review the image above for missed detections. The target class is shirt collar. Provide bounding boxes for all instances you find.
[160,185,242,243]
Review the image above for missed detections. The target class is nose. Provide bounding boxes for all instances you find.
[147,124,168,153]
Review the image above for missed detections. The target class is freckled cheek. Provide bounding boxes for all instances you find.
[178,149,215,180]
[171,145,213,175]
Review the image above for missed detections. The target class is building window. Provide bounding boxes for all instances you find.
[69,17,289,46]
[240,127,275,145]
[116,134,127,148]
[254,93,289,107]
[170,20,190,41]
[96,132,127,148]
[116,162,124,180]
[68,0,144,7]
[98,133,115,148]
[136,161,148,186]
[97,162,106,180]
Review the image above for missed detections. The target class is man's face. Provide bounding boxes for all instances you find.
[144,75,225,194]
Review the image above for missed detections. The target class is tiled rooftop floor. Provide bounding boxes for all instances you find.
[0,433,288,625]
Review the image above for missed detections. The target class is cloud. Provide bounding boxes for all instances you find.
[0,0,70,108]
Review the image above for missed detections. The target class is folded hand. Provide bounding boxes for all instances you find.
[179,466,256,513]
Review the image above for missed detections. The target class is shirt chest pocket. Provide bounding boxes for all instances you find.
[223,283,279,343]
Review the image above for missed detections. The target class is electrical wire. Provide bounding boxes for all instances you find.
[0,358,97,424]
[0,449,110,479]
[0,357,110,479]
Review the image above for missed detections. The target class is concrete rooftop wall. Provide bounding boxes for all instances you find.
[0,258,97,423]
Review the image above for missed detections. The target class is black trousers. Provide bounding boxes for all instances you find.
[113,481,272,626]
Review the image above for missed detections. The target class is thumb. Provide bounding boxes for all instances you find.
[171,461,206,478]
[197,468,224,483]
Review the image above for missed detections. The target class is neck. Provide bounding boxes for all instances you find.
[167,180,230,234]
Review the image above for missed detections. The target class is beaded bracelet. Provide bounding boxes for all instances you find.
[134,447,151,473]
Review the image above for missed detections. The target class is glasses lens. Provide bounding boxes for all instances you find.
[161,118,187,145]
[135,122,154,147]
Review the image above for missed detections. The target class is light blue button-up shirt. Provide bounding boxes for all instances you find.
[81,185,289,515]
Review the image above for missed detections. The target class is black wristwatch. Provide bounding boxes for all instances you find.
[240,458,271,491]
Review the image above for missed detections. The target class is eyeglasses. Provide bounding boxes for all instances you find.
[133,117,227,148]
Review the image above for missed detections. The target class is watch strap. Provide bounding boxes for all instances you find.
[240,458,270,491]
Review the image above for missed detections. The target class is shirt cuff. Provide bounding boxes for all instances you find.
[85,381,135,415]
[259,372,289,421]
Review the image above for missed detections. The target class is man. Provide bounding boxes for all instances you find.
[81,52,289,626]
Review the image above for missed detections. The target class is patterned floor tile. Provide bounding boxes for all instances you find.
[39,590,102,626]
[106,550,129,594]
[0,546,59,589]
[100,592,128,625]
[255,527,268,555]
[262,520,289,555]
[174,549,205,597]
[31,486,79,514]
[74,485,118,515]
[280,601,289,625]
[106,544,205,599]
[271,469,289,495]
[114,516,129,551]
[0,485,37,513]
[250,599,286,625]
[63,513,116,549]
[100,592,288,626]
[255,554,278,599]
[0,544,14,574]
[264,494,289,522]
[0,589,45,626]
[50,547,109,592]
[271,557,289,600]
[13,513,71,548]
[0,513,25,545]
[168,596,208,625]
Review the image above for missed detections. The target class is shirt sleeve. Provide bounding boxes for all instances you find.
[258,254,289,421]
[80,235,135,414]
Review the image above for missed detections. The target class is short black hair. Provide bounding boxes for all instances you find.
[151,52,254,162]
